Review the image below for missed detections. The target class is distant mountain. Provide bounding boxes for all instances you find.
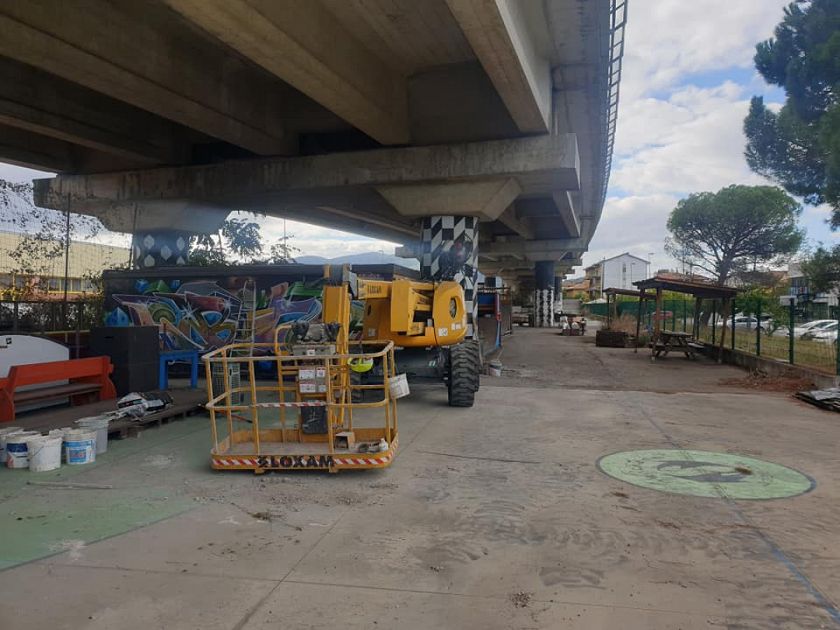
[0,180,38,232]
[296,252,419,269]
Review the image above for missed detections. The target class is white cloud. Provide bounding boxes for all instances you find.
[620,0,790,101]
[580,0,823,277]
[576,194,678,275]
[242,214,399,260]
[611,82,766,197]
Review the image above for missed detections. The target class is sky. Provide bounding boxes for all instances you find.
[582,0,836,277]
[1,0,836,272]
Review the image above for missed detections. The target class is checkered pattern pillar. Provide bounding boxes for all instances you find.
[131,230,191,269]
[534,260,555,327]
[420,215,478,338]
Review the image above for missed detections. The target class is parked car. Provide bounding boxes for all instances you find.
[733,315,762,329]
[794,319,837,339]
[810,322,838,342]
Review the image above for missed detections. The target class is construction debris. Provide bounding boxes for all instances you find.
[795,387,840,412]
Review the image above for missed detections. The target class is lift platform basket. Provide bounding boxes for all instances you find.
[203,335,399,474]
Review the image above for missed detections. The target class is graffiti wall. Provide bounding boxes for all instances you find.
[102,265,409,354]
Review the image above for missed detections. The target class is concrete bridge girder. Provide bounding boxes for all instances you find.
[34,134,581,241]
[376,178,522,222]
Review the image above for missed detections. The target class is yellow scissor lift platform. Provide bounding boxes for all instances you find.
[203,331,399,473]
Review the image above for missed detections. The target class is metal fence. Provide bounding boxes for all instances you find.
[0,299,103,358]
[590,297,840,375]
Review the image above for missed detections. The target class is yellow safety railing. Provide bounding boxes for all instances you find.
[202,338,398,461]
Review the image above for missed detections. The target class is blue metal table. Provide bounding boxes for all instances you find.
[159,349,200,390]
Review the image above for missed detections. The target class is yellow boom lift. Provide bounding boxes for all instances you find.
[203,266,480,473]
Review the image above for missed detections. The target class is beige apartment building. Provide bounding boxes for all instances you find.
[0,230,130,299]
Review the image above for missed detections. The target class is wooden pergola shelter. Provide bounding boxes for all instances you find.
[603,287,652,329]
[632,276,739,362]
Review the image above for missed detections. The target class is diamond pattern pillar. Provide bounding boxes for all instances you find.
[534,260,555,327]
[131,230,191,269]
[420,215,478,338]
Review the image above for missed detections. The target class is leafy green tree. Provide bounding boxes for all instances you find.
[801,245,840,293]
[188,217,264,266]
[744,0,840,221]
[188,216,301,266]
[665,185,803,284]
[1,179,103,296]
[266,236,299,264]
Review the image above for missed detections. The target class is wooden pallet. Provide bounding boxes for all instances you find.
[7,388,206,436]
[108,397,206,439]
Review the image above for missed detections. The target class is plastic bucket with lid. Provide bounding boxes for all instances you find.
[26,434,62,472]
[388,373,410,399]
[5,431,39,469]
[63,429,96,465]
[487,359,503,377]
[76,415,111,454]
[0,427,24,463]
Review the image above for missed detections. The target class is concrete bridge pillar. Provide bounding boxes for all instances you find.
[419,215,478,338]
[131,229,192,268]
[534,260,555,327]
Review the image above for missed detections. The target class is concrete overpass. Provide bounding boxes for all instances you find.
[0,0,626,327]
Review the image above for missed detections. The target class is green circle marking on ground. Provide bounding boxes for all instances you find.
[598,449,814,500]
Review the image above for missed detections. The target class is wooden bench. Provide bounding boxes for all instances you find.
[0,357,117,422]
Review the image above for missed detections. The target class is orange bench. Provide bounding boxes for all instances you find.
[0,357,117,422]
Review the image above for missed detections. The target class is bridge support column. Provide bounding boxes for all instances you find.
[534,260,555,327]
[420,215,478,338]
[131,230,191,268]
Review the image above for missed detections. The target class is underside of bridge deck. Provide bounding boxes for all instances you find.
[1,0,625,280]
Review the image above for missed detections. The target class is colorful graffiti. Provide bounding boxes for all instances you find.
[105,277,362,353]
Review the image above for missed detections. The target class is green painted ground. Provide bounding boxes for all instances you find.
[0,416,212,570]
[598,449,815,500]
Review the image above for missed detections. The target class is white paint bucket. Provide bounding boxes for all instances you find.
[26,434,62,472]
[388,373,410,399]
[63,429,96,465]
[487,359,503,377]
[76,415,110,454]
[0,427,24,463]
[5,431,39,469]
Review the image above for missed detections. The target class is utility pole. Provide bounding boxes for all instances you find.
[63,195,71,317]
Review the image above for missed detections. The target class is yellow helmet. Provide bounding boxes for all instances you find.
[349,357,374,373]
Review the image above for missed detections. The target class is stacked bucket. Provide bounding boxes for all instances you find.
[0,414,110,472]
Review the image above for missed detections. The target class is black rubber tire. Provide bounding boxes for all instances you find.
[447,342,479,407]
[465,339,482,392]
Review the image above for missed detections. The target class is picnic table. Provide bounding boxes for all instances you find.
[651,330,700,360]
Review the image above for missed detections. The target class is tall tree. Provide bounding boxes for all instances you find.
[665,185,803,284]
[744,0,840,222]
[187,216,300,266]
[188,217,264,266]
[1,180,103,296]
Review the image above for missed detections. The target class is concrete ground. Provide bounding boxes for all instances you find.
[1,328,839,629]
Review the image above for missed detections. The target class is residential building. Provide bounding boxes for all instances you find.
[787,262,837,307]
[562,276,590,298]
[727,269,787,289]
[585,253,650,299]
[0,230,130,300]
